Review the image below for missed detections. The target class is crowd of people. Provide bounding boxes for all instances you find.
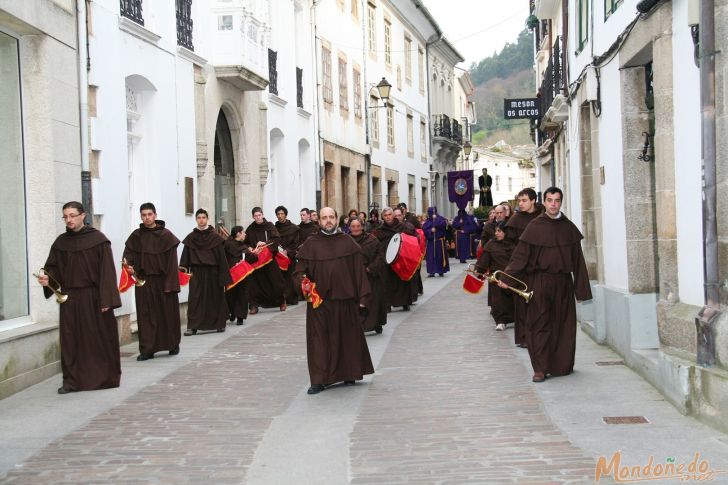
[39,186,591,395]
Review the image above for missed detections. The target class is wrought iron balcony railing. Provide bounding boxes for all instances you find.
[296,67,303,108]
[176,0,194,51]
[539,35,564,123]
[120,0,144,25]
[432,114,452,140]
[268,49,278,95]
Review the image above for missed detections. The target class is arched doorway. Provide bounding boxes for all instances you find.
[214,110,236,229]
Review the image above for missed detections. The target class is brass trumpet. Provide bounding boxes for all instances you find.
[487,270,533,303]
[33,268,69,304]
[122,258,145,287]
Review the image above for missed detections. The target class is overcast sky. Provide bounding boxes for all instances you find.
[421,0,529,69]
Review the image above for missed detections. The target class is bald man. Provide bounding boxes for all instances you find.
[294,207,374,394]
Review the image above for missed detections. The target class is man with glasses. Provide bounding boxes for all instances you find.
[37,201,121,394]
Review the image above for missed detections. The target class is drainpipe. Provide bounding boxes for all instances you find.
[696,0,720,367]
[77,0,92,223]
[311,0,322,209]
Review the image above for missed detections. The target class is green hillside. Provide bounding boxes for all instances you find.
[469,29,535,146]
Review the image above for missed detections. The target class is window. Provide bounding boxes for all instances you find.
[384,20,392,65]
[367,4,376,53]
[418,47,424,92]
[268,49,278,95]
[508,177,512,193]
[420,118,427,159]
[322,46,333,103]
[605,0,623,19]
[218,15,233,31]
[371,96,380,144]
[404,35,412,84]
[351,0,359,19]
[577,0,589,53]
[353,68,362,118]
[296,67,304,108]
[495,175,500,191]
[338,57,348,111]
[407,114,414,157]
[386,104,394,148]
[0,31,29,322]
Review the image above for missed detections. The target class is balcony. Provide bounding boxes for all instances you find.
[539,35,568,130]
[211,7,269,91]
[120,0,143,25]
[176,0,193,51]
[535,0,560,19]
[432,114,463,168]
[268,49,278,95]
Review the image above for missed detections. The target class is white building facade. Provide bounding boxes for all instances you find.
[262,0,317,218]
[366,0,435,216]
[532,0,728,430]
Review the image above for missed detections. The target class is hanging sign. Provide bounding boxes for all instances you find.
[503,98,541,119]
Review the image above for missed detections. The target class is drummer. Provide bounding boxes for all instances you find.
[393,207,421,303]
[373,207,416,312]
[223,226,258,325]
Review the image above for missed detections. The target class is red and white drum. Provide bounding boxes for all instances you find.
[386,233,422,281]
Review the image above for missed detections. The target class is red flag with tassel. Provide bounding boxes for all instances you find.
[118,264,136,293]
[301,276,323,309]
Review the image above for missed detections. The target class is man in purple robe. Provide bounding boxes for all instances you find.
[452,208,479,263]
[422,206,449,277]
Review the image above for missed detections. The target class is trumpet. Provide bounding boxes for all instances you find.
[33,268,69,304]
[122,258,145,287]
[487,270,533,303]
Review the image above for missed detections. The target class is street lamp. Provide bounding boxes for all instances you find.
[463,141,472,159]
[369,77,392,108]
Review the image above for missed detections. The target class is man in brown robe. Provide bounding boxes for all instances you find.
[396,203,424,297]
[374,207,416,312]
[298,208,319,242]
[294,207,374,395]
[38,201,121,394]
[349,218,386,334]
[244,207,286,313]
[275,205,301,306]
[180,208,232,335]
[475,221,515,331]
[502,187,592,383]
[123,203,181,361]
[505,188,544,348]
[224,226,258,325]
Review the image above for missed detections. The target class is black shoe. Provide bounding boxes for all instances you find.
[402,305,410,311]
[229,314,235,322]
[236,318,244,325]
[57,387,77,395]
[438,273,444,277]
[217,327,226,333]
[169,345,180,356]
[136,353,154,361]
[375,325,383,334]
[307,384,325,395]
[184,329,197,336]
[427,274,435,278]
[344,380,355,385]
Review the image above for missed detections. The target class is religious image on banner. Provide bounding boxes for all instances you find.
[447,170,474,210]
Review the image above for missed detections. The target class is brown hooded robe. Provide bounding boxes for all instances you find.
[181,226,232,331]
[505,213,592,376]
[475,238,515,325]
[244,220,286,308]
[351,232,386,331]
[294,232,374,385]
[123,221,181,355]
[504,205,543,346]
[43,226,121,391]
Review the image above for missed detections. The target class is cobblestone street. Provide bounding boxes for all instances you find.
[1,263,727,484]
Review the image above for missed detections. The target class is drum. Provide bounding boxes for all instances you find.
[178,267,192,287]
[386,233,422,281]
[462,271,485,294]
[227,259,254,290]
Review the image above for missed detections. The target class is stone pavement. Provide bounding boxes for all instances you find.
[1,261,727,484]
